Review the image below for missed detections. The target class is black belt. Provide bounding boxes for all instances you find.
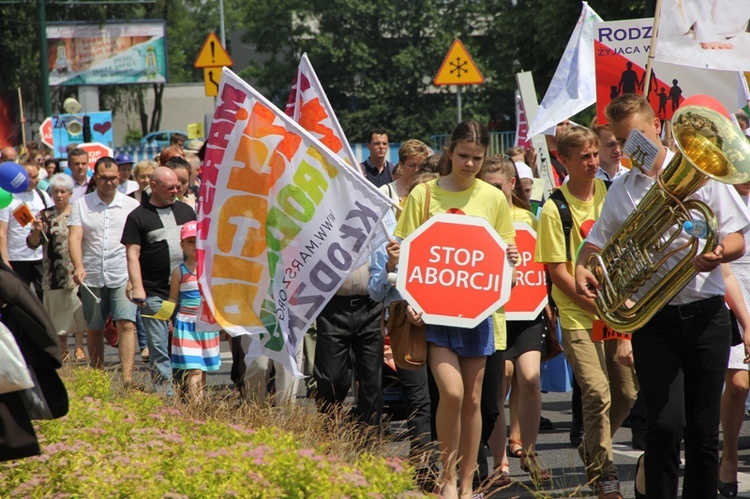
[663,295,724,321]
[331,294,371,307]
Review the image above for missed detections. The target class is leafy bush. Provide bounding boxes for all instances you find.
[0,368,420,498]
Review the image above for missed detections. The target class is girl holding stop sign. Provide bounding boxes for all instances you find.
[395,121,518,499]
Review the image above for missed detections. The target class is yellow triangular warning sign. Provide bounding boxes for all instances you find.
[194,33,233,69]
[434,39,484,86]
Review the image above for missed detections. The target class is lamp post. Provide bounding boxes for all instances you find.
[38,0,51,117]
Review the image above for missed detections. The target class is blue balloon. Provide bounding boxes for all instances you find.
[0,162,29,193]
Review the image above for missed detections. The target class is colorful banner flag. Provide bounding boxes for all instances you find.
[526,2,602,138]
[655,0,750,72]
[594,18,738,124]
[285,53,361,173]
[285,53,391,252]
[196,68,393,376]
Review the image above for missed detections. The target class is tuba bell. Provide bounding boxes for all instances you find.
[586,105,750,333]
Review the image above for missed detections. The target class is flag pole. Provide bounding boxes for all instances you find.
[642,0,663,97]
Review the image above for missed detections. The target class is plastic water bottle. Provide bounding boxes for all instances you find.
[683,220,708,239]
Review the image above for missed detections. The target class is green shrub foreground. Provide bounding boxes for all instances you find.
[0,368,421,498]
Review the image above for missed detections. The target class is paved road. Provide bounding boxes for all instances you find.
[85,335,750,498]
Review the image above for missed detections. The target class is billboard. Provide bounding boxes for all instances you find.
[594,18,738,124]
[47,21,167,86]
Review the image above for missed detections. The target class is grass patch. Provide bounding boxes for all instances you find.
[0,367,420,498]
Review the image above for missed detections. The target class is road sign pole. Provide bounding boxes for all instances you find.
[457,86,462,124]
[433,39,483,109]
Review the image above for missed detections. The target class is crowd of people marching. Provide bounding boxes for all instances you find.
[2,96,750,499]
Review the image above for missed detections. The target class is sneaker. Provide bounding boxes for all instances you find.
[596,477,622,499]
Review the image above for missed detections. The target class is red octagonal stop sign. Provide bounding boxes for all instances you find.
[505,222,548,321]
[79,142,113,170]
[397,212,513,328]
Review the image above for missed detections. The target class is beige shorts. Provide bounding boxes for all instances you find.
[43,287,87,336]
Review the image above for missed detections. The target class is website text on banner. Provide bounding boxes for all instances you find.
[196,68,393,376]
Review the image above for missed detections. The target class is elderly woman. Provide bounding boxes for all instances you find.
[27,173,87,362]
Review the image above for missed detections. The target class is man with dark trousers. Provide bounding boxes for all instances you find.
[577,93,750,498]
[313,146,386,432]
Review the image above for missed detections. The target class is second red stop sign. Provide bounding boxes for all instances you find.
[396,212,513,328]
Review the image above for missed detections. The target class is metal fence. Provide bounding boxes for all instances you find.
[430,131,516,156]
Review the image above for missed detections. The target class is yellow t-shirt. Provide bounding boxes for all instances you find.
[510,205,538,231]
[395,178,516,350]
[535,179,607,330]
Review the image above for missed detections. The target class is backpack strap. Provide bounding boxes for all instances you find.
[548,189,573,261]
[34,188,48,209]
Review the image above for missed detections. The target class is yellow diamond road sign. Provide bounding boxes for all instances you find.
[434,39,484,86]
[195,33,233,69]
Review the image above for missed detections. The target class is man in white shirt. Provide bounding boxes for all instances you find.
[590,119,629,183]
[68,157,140,384]
[0,162,52,300]
[575,94,750,498]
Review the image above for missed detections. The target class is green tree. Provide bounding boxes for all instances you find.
[238,0,644,142]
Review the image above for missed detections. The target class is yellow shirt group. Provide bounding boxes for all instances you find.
[535,179,607,330]
[395,178,516,350]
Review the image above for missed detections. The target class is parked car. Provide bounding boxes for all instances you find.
[139,130,185,150]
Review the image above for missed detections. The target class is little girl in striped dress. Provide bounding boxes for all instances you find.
[169,221,221,403]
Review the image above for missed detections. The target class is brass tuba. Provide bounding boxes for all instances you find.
[587,106,750,332]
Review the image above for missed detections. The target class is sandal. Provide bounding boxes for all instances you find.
[485,462,511,488]
[507,438,523,459]
[74,348,87,362]
[521,451,551,482]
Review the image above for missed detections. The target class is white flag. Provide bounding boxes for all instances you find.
[526,2,602,138]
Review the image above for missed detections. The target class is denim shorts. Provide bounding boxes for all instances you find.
[80,283,137,330]
[426,317,494,357]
